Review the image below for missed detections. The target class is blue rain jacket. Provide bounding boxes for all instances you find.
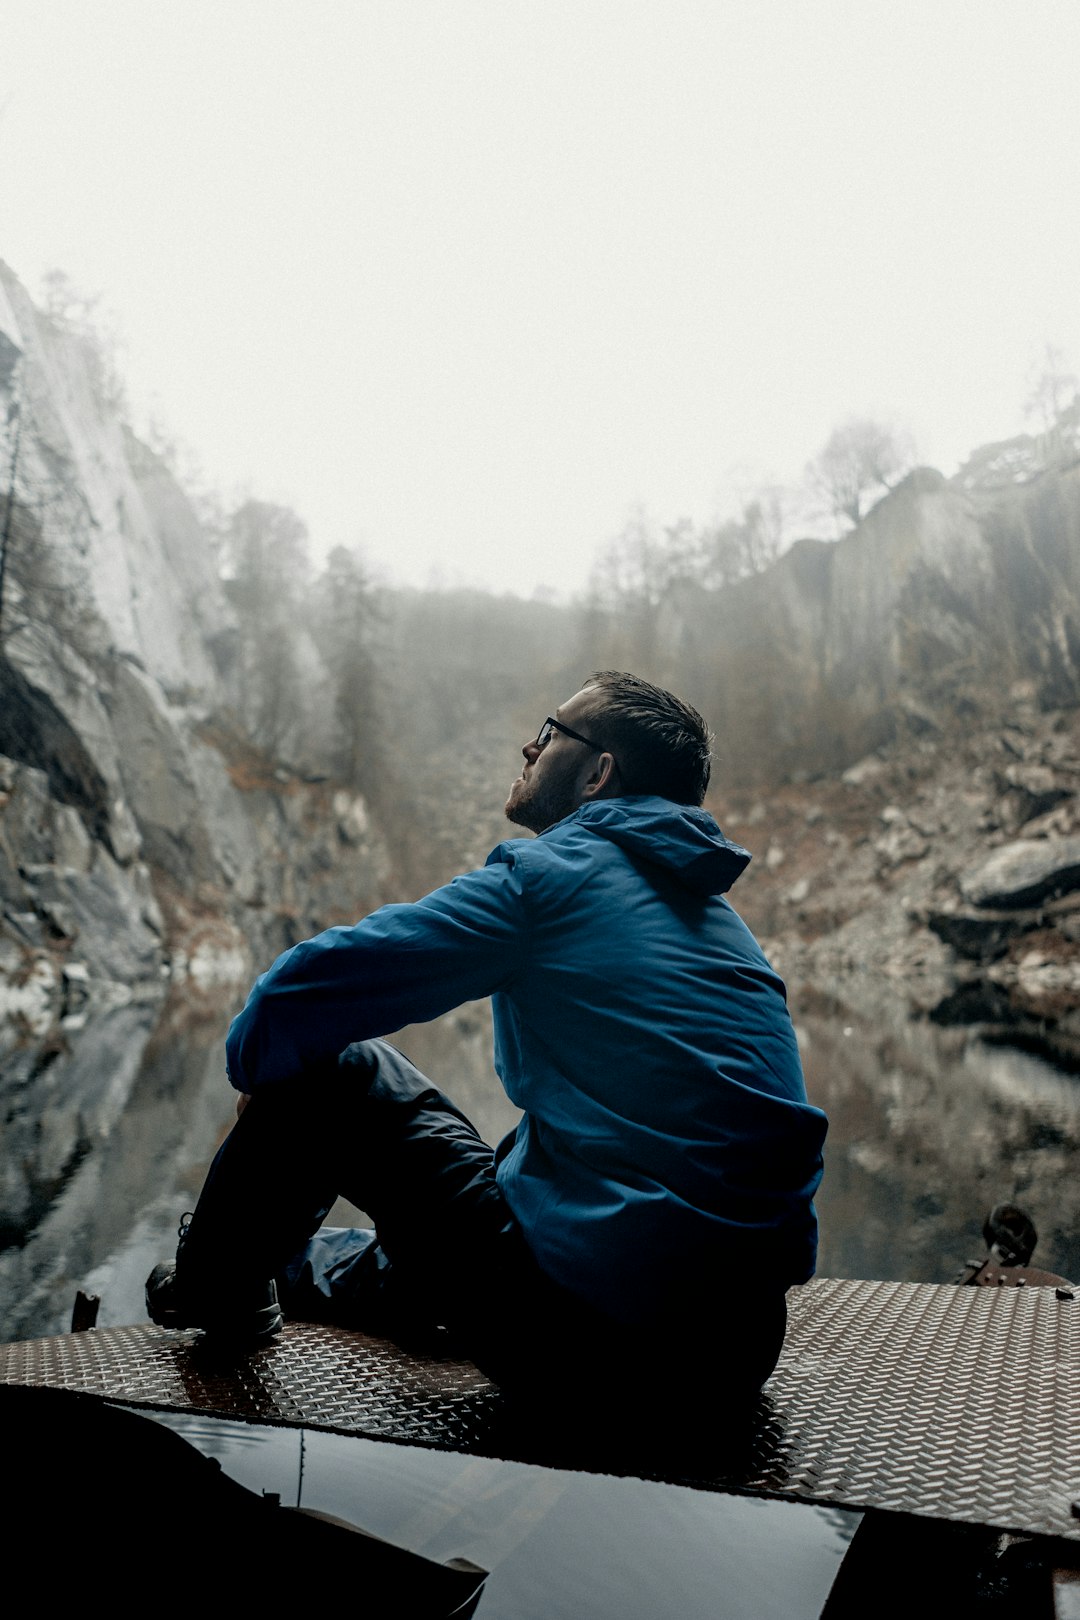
[225,796,827,1325]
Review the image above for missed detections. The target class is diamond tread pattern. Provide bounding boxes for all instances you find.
[2,1276,1077,1539]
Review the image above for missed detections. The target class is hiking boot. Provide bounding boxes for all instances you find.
[145,1251,283,1346]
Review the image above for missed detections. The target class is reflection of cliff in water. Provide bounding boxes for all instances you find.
[0,995,522,1344]
[0,992,240,1341]
[800,985,1080,1288]
[3,980,1078,1344]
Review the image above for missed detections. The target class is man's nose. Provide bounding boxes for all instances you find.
[522,740,541,763]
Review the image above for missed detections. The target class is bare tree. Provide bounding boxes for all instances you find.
[809,417,914,530]
[588,509,669,612]
[39,269,127,414]
[1025,344,1079,433]
[702,492,786,583]
[585,509,685,671]
[589,487,791,636]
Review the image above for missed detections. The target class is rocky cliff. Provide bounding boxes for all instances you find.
[676,462,1080,788]
[721,688,1080,1058]
[3,251,1080,1073]
[641,453,1080,1058]
[0,263,396,1059]
[3,258,1080,1331]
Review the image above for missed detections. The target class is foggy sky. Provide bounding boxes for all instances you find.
[2,1,1079,597]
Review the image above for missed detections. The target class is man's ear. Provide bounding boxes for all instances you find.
[580,751,619,801]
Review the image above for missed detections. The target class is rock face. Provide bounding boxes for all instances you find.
[723,693,1080,1067]
[0,262,398,1052]
[3,251,1080,1069]
[674,464,1080,789]
[0,275,230,696]
[959,838,1080,910]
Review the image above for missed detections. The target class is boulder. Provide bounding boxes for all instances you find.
[959,837,1080,909]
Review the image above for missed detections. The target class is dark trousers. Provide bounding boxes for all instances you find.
[180,1040,787,1437]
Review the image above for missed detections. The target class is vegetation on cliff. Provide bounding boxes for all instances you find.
[1,256,1079,1066]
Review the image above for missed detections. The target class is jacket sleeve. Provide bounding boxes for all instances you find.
[224,853,530,1091]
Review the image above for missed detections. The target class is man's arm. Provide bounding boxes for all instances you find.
[224,855,530,1092]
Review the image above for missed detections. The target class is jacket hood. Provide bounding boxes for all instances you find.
[552,795,751,895]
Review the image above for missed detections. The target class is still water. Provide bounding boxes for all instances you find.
[4,980,1077,1341]
[2,983,1077,1617]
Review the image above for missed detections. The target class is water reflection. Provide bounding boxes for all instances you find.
[0,993,522,1342]
[146,1412,856,1620]
[5,984,1074,1618]
[2,982,1078,1343]
[0,990,238,1339]
[799,1000,1080,1287]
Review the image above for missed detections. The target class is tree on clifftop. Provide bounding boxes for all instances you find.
[809,416,914,530]
[225,499,310,755]
[314,544,383,791]
[1025,343,1078,434]
[39,269,126,414]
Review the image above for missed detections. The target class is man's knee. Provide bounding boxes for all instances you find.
[338,1039,448,1112]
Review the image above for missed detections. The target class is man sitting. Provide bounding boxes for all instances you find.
[147,671,826,1436]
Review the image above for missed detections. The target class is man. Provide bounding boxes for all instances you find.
[148,672,826,1431]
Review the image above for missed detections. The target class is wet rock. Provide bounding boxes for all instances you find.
[930,978,1020,1026]
[171,926,250,987]
[1015,951,1080,999]
[0,946,58,1049]
[960,837,1080,909]
[926,909,1037,962]
[61,961,91,1015]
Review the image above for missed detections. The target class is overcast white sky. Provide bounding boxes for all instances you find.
[2,2,1079,597]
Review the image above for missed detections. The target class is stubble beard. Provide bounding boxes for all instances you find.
[504,764,578,835]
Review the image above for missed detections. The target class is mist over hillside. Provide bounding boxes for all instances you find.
[1,256,1079,1058]
[4,255,1080,1333]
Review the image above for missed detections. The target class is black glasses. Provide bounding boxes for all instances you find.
[534,716,602,751]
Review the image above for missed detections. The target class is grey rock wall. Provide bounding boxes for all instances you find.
[680,465,1080,788]
[0,263,396,1050]
[0,264,231,693]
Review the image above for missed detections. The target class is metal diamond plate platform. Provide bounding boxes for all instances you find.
[3,1276,1078,1540]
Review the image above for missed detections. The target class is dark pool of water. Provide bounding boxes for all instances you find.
[4,981,1077,1342]
[2,983,1077,1618]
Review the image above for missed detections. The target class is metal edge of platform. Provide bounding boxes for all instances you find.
[2,1277,1078,1542]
